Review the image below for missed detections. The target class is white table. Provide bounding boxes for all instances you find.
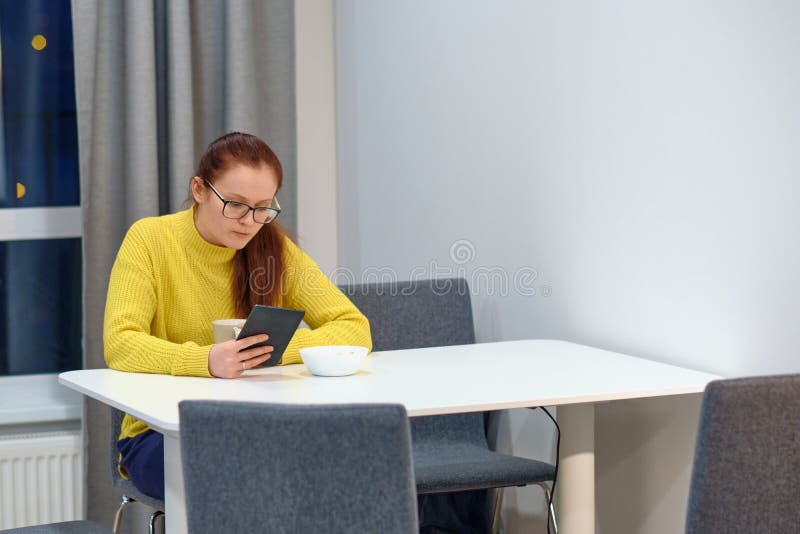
[59,339,721,534]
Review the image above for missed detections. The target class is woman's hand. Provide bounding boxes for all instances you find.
[208,334,273,378]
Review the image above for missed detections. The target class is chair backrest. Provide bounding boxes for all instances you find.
[109,407,125,485]
[339,278,475,351]
[179,401,419,534]
[339,278,483,445]
[685,375,800,534]
[108,407,164,510]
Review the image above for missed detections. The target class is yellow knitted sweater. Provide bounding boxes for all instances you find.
[104,207,372,442]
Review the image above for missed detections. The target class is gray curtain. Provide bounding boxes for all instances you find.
[72,0,296,529]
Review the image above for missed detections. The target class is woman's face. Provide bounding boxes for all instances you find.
[192,163,279,250]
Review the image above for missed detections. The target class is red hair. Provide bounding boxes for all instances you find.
[194,132,288,317]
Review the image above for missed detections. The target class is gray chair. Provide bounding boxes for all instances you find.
[340,278,558,532]
[685,374,800,534]
[179,400,419,534]
[1,521,108,533]
[109,408,164,534]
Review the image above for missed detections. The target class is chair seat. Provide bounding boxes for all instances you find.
[113,477,164,511]
[413,442,556,494]
[2,520,110,533]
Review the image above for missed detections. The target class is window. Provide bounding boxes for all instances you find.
[0,0,82,376]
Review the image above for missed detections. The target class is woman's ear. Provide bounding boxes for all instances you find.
[191,177,205,204]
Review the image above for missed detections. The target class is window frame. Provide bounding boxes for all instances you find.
[0,207,83,425]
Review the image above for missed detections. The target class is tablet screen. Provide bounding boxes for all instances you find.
[236,305,306,367]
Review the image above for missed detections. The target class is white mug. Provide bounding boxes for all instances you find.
[211,319,244,344]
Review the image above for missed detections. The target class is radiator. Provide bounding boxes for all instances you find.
[0,430,83,529]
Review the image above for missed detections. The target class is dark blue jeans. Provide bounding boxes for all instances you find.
[117,429,165,500]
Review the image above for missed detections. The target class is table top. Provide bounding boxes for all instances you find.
[59,339,721,434]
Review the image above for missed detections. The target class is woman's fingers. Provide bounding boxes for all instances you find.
[210,336,273,377]
[235,334,269,351]
[237,344,273,362]
[242,352,273,369]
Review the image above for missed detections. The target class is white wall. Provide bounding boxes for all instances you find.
[334,1,800,532]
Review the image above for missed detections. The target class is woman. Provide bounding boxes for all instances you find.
[104,132,372,500]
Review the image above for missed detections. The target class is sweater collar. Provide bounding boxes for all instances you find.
[175,206,237,263]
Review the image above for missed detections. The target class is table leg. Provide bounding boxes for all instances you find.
[163,432,188,534]
[556,403,595,534]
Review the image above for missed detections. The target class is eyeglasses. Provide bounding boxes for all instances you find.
[201,178,281,224]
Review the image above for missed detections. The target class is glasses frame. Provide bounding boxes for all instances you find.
[201,178,281,224]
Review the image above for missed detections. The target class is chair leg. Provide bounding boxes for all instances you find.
[537,483,558,534]
[491,487,505,534]
[149,510,165,534]
[112,495,136,534]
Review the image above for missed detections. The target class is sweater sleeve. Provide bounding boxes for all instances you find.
[103,221,213,377]
[280,238,372,365]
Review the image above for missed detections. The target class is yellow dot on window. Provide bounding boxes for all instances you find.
[16,182,27,199]
[31,34,47,51]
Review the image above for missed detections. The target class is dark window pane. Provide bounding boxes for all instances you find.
[0,0,80,208]
[0,238,82,374]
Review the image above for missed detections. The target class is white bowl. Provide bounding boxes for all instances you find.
[300,345,369,377]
